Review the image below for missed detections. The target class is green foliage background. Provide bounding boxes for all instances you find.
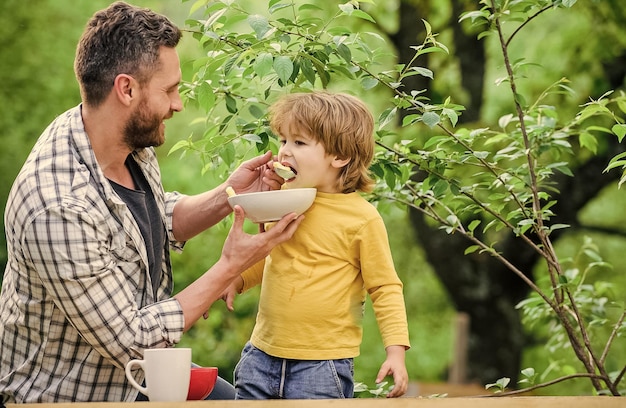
[2,0,625,396]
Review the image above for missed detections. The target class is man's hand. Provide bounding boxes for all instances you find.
[176,205,303,330]
[227,151,284,194]
[221,205,302,275]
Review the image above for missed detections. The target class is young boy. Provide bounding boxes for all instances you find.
[223,91,410,399]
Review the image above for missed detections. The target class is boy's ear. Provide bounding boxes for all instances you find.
[332,156,351,169]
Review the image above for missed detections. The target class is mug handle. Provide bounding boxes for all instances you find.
[125,359,149,397]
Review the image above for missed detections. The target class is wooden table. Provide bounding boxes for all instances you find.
[7,397,626,408]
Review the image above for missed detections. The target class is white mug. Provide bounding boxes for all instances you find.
[125,348,191,401]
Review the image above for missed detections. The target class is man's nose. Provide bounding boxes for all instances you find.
[171,91,183,112]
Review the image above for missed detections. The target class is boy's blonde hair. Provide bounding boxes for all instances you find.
[269,91,375,193]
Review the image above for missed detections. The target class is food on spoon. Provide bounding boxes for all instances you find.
[226,186,237,197]
[273,162,296,180]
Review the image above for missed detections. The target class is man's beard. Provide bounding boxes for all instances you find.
[123,99,166,150]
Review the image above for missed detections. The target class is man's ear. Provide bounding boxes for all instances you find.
[332,156,351,169]
[113,74,135,106]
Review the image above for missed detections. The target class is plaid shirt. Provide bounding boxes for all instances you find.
[0,105,186,403]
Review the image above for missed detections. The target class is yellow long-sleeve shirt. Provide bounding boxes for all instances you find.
[241,191,410,360]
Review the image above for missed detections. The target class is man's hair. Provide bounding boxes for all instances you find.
[74,1,182,107]
[269,91,375,193]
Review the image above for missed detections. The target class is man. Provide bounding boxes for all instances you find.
[0,2,302,403]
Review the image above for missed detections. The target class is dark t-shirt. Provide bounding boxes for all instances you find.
[109,155,165,298]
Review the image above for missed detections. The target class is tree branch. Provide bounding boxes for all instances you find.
[505,4,554,47]
[482,373,609,397]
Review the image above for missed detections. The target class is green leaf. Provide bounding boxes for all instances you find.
[242,133,262,144]
[604,151,626,172]
[384,168,397,189]
[468,219,481,232]
[579,131,598,154]
[612,124,626,142]
[253,53,274,78]
[498,377,510,389]
[350,9,376,23]
[424,135,447,148]
[549,224,570,232]
[459,10,490,23]
[269,2,291,14]
[410,66,434,79]
[410,46,447,57]
[353,382,368,393]
[338,4,376,22]
[402,114,421,127]
[300,57,316,86]
[514,92,527,107]
[273,56,294,85]
[202,6,227,27]
[547,162,574,177]
[225,93,237,113]
[577,103,612,122]
[223,53,240,76]
[442,108,458,127]
[197,81,215,111]
[248,104,264,119]
[586,125,613,135]
[361,77,378,90]
[464,245,480,255]
[422,112,440,128]
[486,377,510,392]
[338,3,354,14]
[168,138,192,156]
[335,42,352,63]
[299,4,323,12]
[432,178,449,196]
[248,14,271,40]
[378,107,397,130]
[190,0,210,15]
[474,151,489,159]
[218,141,236,166]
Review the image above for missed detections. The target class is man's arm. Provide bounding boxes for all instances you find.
[25,205,183,367]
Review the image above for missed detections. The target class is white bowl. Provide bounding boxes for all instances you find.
[227,188,317,223]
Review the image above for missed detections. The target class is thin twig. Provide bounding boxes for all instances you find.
[491,0,563,306]
[480,373,609,397]
[379,192,553,306]
[505,4,555,47]
[614,365,626,387]
[600,311,626,364]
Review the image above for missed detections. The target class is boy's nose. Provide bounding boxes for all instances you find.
[279,144,291,156]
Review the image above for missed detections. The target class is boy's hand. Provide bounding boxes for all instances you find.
[375,345,408,398]
[221,276,244,311]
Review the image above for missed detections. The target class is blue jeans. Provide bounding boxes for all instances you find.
[234,342,354,399]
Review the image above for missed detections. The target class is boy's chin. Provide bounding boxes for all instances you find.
[283,181,312,190]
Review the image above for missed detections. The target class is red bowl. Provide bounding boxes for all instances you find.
[187,367,218,400]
